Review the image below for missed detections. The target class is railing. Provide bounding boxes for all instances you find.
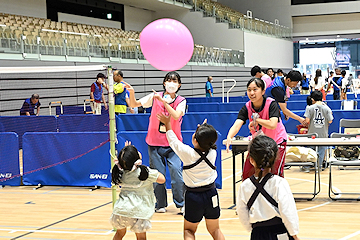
[0,25,243,65]
[193,0,292,39]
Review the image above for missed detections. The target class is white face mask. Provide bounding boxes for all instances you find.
[165,82,179,94]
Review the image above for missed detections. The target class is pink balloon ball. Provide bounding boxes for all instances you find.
[140,18,194,71]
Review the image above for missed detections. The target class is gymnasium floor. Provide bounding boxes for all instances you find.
[1,150,360,240]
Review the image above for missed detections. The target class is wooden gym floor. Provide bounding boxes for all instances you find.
[1,150,360,240]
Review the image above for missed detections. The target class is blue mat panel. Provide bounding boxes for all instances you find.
[57,114,109,132]
[22,132,111,187]
[0,132,20,186]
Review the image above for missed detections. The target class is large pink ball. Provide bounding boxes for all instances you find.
[140,18,194,71]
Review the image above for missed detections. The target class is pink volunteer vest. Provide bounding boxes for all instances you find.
[245,98,287,144]
[146,92,185,146]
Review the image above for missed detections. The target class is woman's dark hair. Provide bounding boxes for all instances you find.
[247,77,266,91]
[314,69,322,85]
[311,90,323,102]
[162,71,181,92]
[111,145,149,185]
[195,123,218,151]
[249,135,278,181]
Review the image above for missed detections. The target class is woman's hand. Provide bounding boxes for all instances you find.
[225,138,232,153]
[152,89,165,103]
[122,81,134,92]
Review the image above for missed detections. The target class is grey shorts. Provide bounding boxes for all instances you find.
[110,214,152,233]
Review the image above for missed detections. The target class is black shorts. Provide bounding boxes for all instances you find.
[184,188,220,223]
[251,223,294,240]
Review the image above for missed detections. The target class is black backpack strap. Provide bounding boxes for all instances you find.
[183,149,216,170]
[247,173,278,209]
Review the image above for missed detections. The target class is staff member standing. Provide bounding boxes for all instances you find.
[205,76,214,97]
[20,94,41,116]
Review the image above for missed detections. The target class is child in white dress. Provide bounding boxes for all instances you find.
[236,135,300,240]
[110,143,165,240]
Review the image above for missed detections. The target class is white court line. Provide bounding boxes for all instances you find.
[222,171,242,181]
[1,228,112,235]
[338,230,360,240]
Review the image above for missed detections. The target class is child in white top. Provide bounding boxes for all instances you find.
[157,113,225,240]
[236,135,300,240]
[110,142,165,240]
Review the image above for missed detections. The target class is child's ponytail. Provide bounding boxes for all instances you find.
[137,165,149,181]
[111,164,124,185]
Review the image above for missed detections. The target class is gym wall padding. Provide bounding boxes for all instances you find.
[22,132,111,187]
[0,116,57,148]
[0,132,20,186]
[117,130,223,189]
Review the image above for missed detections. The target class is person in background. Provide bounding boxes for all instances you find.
[250,65,272,88]
[265,70,306,124]
[20,94,41,116]
[326,68,342,100]
[236,135,300,240]
[90,73,108,115]
[300,73,310,95]
[310,69,326,100]
[341,70,348,100]
[304,90,333,171]
[267,68,275,80]
[113,70,135,114]
[206,76,214,97]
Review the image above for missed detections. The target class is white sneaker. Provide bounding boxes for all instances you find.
[179,206,184,215]
[155,207,166,213]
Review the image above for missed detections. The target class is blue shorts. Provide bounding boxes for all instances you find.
[184,188,220,223]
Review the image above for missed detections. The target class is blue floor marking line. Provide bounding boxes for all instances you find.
[10,201,112,240]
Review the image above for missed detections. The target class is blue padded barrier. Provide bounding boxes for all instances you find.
[23,132,111,187]
[117,131,222,189]
[57,114,109,132]
[0,116,57,148]
[187,103,219,112]
[219,102,245,112]
[0,132,20,186]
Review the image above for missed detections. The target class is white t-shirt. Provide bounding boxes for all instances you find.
[166,130,217,187]
[310,76,325,90]
[139,93,186,115]
[236,175,299,236]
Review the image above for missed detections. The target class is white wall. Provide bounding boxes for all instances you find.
[0,0,46,18]
[291,1,360,16]
[300,48,334,65]
[124,5,154,31]
[244,31,293,69]
[218,0,292,28]
[58,13,121,29]
[154,10,243,50]
[292,13,360,37]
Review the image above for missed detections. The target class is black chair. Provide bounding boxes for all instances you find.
[285,133,320,201]
[329,133,360,201]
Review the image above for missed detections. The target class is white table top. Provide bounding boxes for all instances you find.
[223,137,360,146]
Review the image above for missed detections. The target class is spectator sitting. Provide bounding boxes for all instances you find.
[20,94,41,116]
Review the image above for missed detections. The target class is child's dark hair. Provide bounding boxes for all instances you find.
[341,70,346,77]
[249,135,278,181]
[310,90,323,102]
[287,70,302,82]
[111,145,149,185]
[162,71,181,92]
[195,123,218,151]
[251,65,262,77]
[247,77,266,90]
[306,95,313,106]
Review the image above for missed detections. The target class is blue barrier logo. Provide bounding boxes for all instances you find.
[89,174,108,180]
[0,173,12,179]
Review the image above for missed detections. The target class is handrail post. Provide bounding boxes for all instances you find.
[222,79,236,103]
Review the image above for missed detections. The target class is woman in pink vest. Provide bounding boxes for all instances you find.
[125,71,186,214]
[225,78,288,180]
